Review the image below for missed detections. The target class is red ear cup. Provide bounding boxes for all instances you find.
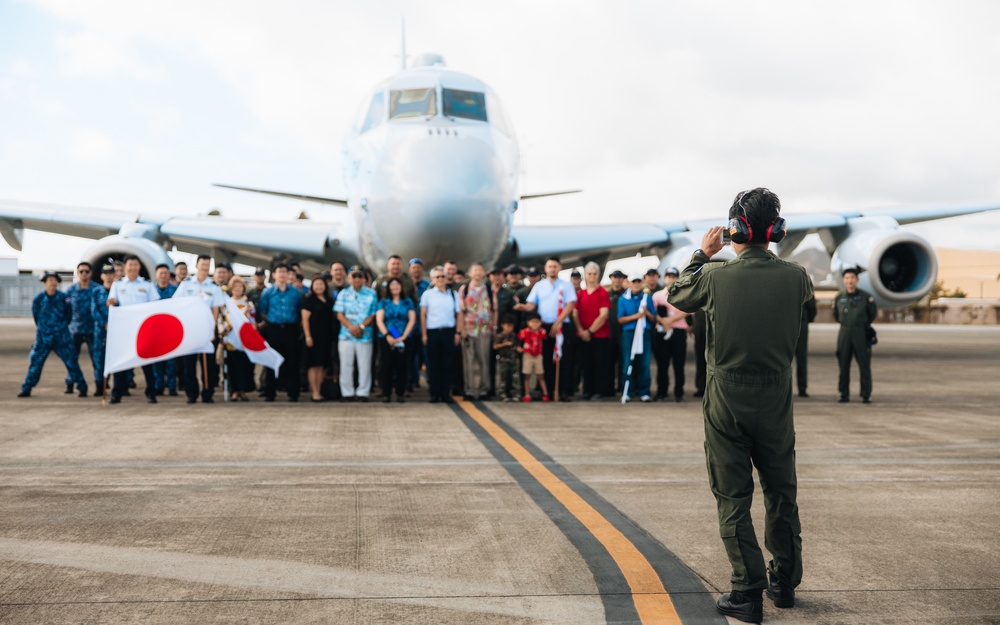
[767,217,787,243]
[727,216,751,244]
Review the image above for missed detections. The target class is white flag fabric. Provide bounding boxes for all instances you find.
[224,298,284,375]
[630,304,646,359]
[104,296,215,375]
[553,332,564,362]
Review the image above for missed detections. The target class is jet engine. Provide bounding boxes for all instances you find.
[830,225,937,308]
[81,234,173,278]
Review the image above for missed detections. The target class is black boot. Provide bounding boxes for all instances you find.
[64,383,74,394]
[716,589,763,623]
[766,569,795,608]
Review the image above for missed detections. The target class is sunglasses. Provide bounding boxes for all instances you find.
[78,269,91,273]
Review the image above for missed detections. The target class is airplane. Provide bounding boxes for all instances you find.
[1,52,998,309]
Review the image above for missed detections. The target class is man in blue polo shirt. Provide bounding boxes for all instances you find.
[517,256,577,401]
[617,273,655,402]
[258,262,304,402]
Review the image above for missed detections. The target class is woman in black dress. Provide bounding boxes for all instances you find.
[301,273,335,402]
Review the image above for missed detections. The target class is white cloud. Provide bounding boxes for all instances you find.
[68,128,115,163]
[55,31,163,82]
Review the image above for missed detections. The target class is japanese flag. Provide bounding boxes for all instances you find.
[224,299,284,375]
[105,296,215,375]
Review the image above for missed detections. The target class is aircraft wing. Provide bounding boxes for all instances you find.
[0,199,360,270]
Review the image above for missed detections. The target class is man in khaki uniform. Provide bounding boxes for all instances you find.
[669,188,813,623]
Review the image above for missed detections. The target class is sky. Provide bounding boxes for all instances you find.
[2,0,1000,271]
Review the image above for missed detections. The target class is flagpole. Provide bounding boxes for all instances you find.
[223,347,229,402]
[202,352,209,399]
[102,374,110,407]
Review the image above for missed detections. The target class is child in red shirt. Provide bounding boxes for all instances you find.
[518,313,549,402]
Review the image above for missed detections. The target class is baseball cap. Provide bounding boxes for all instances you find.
[645,268,660,276]
[628,273,643,282]
[505,264,524,275]
[101,264,115,274]
[254,267,266,276]
[348,264,365,276]
[526,266,541,277]
[608,269,627,279]
[409,258,423,266]
[40,271,62,283]
[664,267,680,277]
[569,270,582,278]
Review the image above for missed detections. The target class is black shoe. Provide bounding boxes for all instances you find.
[693,390,705,398]
[17,390,30,398]
[559,395,572,402]
[129,380,137,389]
[397,396,405,403]
[862,397,872,404]
[798,391,809,398]
[264,396,276,402]
[442,396,454,404]
[147,396,157,404]
[383,396,392,403]
[429,397,440,403]
[109,396,121,404]
[674,396,683,403]
[168,389,178,397]
[716,589,763,623]
[122,390,132,397]
[288,396,298,403]
[79,389,88,398]
[341,396,355,403]
[93,387,103,397]
[766,569,795,608]
[64,383,74,394]
[463,394,474,401]
[186,398,197,404]
[838,396,849,403]
[202,397,215,404]
[654,394,667,402]
[356,396,368,403]
[589,393,603,401]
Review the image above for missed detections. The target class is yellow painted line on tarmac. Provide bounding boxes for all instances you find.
[456,398,681,625]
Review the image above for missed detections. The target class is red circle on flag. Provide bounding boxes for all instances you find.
[136,314,184,359]
[239,323,267,352]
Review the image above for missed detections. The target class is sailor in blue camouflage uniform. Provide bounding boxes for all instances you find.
[63,261,101,396]
[18,272,88,398]
[151,263,179,396]
[91,264,116,391]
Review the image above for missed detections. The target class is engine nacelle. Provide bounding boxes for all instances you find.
[830,227,937,308]
[81,235,174,278]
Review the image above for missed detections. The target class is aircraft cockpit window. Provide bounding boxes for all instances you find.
[361,91,385,133]
[389,88,437,119]
[442,89,487,122]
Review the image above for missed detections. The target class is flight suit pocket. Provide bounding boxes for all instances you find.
[719,521,750,584]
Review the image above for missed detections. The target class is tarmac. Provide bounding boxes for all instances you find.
[1,319,998,624]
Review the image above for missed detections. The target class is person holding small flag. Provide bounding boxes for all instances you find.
[617,273,655,403]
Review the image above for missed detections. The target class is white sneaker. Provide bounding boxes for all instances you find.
[640,395,652,402]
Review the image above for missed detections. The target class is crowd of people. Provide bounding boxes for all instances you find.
[16,250,868,406]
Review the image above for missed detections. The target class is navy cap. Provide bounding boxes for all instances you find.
[254,267,266,275]
[645,268,660,276]
[505,264,524,275]
[409,258,423,266]
[101,264,115,274]
[40,271,62,283]
[664,266,680,276]
[348,264,365,275]
[608,269,627,278]
[569,270,582,278]
[526,266,541,276]
[488,266,504,275]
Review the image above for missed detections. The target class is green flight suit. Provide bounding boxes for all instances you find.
[832,288,877,400]
[796,295,817,395]
[669,246,813,592]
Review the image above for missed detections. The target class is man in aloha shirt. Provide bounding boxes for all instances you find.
[458,262,494,400]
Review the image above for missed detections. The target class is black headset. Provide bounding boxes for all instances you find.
[727,191,786,244]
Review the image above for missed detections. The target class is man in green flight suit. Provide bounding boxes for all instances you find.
[669,188,813,623]
[833,268,877,403]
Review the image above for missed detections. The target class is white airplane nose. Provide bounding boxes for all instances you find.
[364,129,512,268]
